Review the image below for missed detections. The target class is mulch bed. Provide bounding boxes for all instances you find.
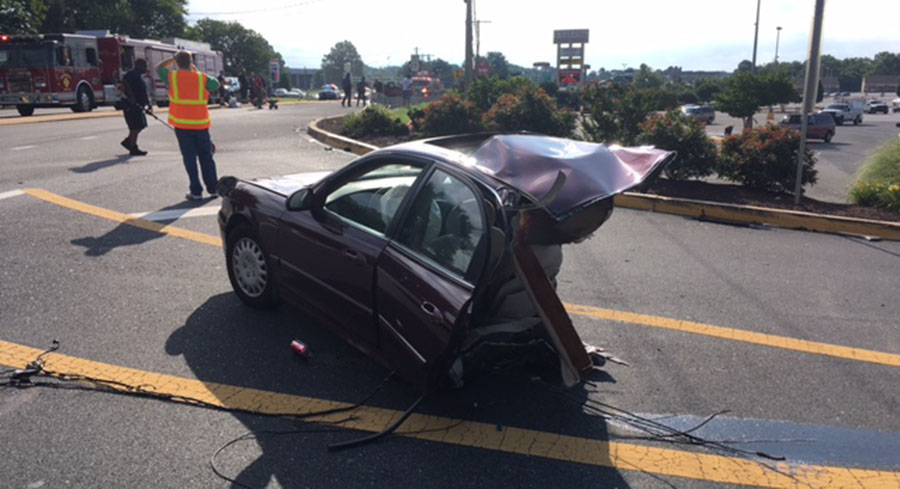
[315,116,899,223]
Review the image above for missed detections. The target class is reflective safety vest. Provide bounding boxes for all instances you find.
[168,70,210,130]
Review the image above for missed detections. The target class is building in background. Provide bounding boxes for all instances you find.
[284,67,317,90]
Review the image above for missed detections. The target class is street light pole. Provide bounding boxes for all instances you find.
[794,0,826,205]
[751,0,761,72]
[775,26,782,63]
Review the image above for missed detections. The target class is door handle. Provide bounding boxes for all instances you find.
[342,249,365,265]
[420,302,442,324]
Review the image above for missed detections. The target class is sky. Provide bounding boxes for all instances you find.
[185,0,900,73]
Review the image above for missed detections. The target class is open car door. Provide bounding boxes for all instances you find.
[375,166,491,391]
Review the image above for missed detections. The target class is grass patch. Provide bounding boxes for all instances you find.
[848,138,900,211]
[393,103,429,124]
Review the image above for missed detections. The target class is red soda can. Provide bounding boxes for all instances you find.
[290,339,309,359]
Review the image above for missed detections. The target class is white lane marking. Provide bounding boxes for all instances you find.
[0,189,25,201]
[128,206,220,222]
[80,136,99,140]
[11,145,36,151]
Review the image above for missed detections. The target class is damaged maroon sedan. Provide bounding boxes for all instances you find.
[217,134,673,391]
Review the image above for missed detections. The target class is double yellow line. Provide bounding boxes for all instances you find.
[7,188,900,488]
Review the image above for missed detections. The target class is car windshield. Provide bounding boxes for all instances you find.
[685,108,701,114]
[826,104,848,110]
[0,46,53,68]
[784,115,802,124]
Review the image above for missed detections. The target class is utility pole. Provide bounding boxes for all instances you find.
[475,20,492,60]
[464,0,473,91]
[775,26,782,63]
[751,0,761,72]
[794,0,826,205]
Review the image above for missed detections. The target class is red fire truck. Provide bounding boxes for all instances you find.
[0,31,223,116]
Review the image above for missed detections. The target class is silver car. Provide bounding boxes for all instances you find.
[681,105,715,124]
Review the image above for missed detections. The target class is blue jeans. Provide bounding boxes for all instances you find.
[175,128,218,196]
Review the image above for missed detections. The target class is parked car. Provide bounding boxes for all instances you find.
[892,98,900,113]
[216,134,674,390]
[780,112,836,143]
[317,84,340,100]
[866,100,889,114]
[820,101,863,125]
[274,88,306,98]
[680,104,715,124]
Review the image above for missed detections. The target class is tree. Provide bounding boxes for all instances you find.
[186,19,280,76]
[633,63,663,89]
[736,60,753,73]
[758,71,800,107]
[430,58,458,89]
[871,51,900,75]
[0,0,47,34]
[320,41,364,85]
[694,78,722,103]
[485,51,509,79]
[40,0,187,39]
[714,72,764,129]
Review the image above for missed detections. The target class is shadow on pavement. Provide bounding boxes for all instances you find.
[69,154,135,174]
[165,293,632,489]
[70,199,212,256]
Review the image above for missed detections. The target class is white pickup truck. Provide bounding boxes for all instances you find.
[820,100,864,125]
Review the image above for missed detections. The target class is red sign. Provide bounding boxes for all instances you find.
[477,61,490,75]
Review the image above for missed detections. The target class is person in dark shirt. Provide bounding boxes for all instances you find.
[341,73,352,107]
[356,76,368,107]
[120,58,151,156]
[217,70,226,106]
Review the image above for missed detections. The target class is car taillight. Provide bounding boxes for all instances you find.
[35,77,47,88]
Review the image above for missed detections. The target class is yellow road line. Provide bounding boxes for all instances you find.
[1,338,896,488]
[565,304,900,368]
[20,189,900,368]
[22,188,222,248]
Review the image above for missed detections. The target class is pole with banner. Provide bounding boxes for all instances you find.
[269,59,280,86]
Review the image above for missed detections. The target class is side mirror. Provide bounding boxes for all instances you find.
[286,188,314,211]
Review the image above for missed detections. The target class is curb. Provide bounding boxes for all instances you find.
[307,116,900,241]
[0,102,244,127]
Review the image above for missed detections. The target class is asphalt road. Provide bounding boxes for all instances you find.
[1,103,899,489]
[706,102,900,204]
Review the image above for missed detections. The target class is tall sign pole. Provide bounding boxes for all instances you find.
[464,0,473,92]
[794,0,826,205]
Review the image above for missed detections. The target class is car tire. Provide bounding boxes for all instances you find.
[824,131,833,143]
[226,224,280,309]
[16,104,34,116]
[853,116,860,125]
[835,116,844,125]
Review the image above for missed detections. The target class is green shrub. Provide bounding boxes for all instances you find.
[717,125,817,193]
[342,105,409,138]
[466,75,537,112]
[638,110,718,180]
[422,92,483,136]
[482,87,576,137]
[848,138,900,211]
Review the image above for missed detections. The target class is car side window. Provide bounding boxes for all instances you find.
[397,169,485,280]
[324,163,423,235]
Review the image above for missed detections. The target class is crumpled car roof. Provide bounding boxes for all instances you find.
[466,135,673,220]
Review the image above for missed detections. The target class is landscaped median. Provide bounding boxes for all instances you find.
[308,116,900,241]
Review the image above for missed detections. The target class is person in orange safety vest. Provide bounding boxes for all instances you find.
[156,51,221,200]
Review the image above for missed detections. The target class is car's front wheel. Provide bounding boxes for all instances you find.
[824,131,833,143]
[226,224,280,308]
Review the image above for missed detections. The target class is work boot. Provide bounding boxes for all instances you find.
[120,139,133,151]
[129,147,148,156]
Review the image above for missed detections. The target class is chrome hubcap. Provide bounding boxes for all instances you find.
[232,238,267,298]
